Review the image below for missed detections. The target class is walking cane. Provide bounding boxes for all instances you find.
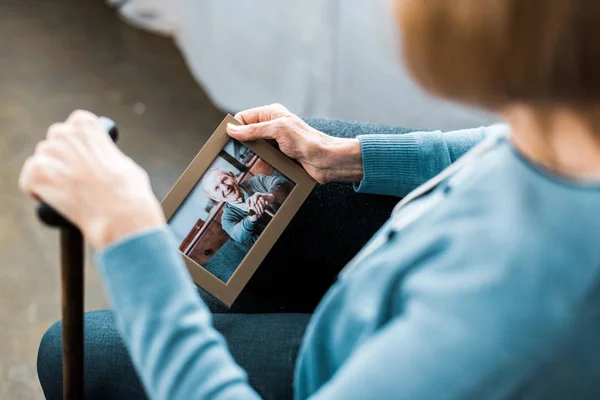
[36,117,119,400]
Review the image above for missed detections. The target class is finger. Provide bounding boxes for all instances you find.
[45,124,80,161]
[47,122,72,141]
[256,202,264,215]
[18,154,66,197]
[66,109,100,126]
[18,156,36,195]
[35,141,58,159]
[227,119,284,142]
[36,138,74,159]
[66,109,106,142]
[254,201,263,215]
[233,103,290,125]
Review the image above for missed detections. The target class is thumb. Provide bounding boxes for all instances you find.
[227,121,278,142]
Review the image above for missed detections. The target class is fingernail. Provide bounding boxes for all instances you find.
[227,123,239,134]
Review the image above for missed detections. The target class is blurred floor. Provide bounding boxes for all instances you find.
[0,1,224,398]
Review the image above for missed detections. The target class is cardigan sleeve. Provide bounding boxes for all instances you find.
[354,124,509,197]
[96,228,262,400]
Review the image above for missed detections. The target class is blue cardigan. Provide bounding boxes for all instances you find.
[97,125,600,399]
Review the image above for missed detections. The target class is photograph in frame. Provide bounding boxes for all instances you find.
[161,115,316,306]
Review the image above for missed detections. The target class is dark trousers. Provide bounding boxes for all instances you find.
[37,119,415,399]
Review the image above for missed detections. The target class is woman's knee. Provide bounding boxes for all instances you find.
[37,310,147,400]
[37,319,64,399]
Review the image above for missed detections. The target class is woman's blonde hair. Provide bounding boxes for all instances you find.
[398,0,600,109]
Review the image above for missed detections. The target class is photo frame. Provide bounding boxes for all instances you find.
[162,115,316,306]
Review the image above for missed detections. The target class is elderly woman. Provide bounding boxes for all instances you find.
[24,0,600,399]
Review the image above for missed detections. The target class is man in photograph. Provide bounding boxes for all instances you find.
[203,168,292,244]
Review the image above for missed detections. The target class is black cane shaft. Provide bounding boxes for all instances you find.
[60,228,84,400]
